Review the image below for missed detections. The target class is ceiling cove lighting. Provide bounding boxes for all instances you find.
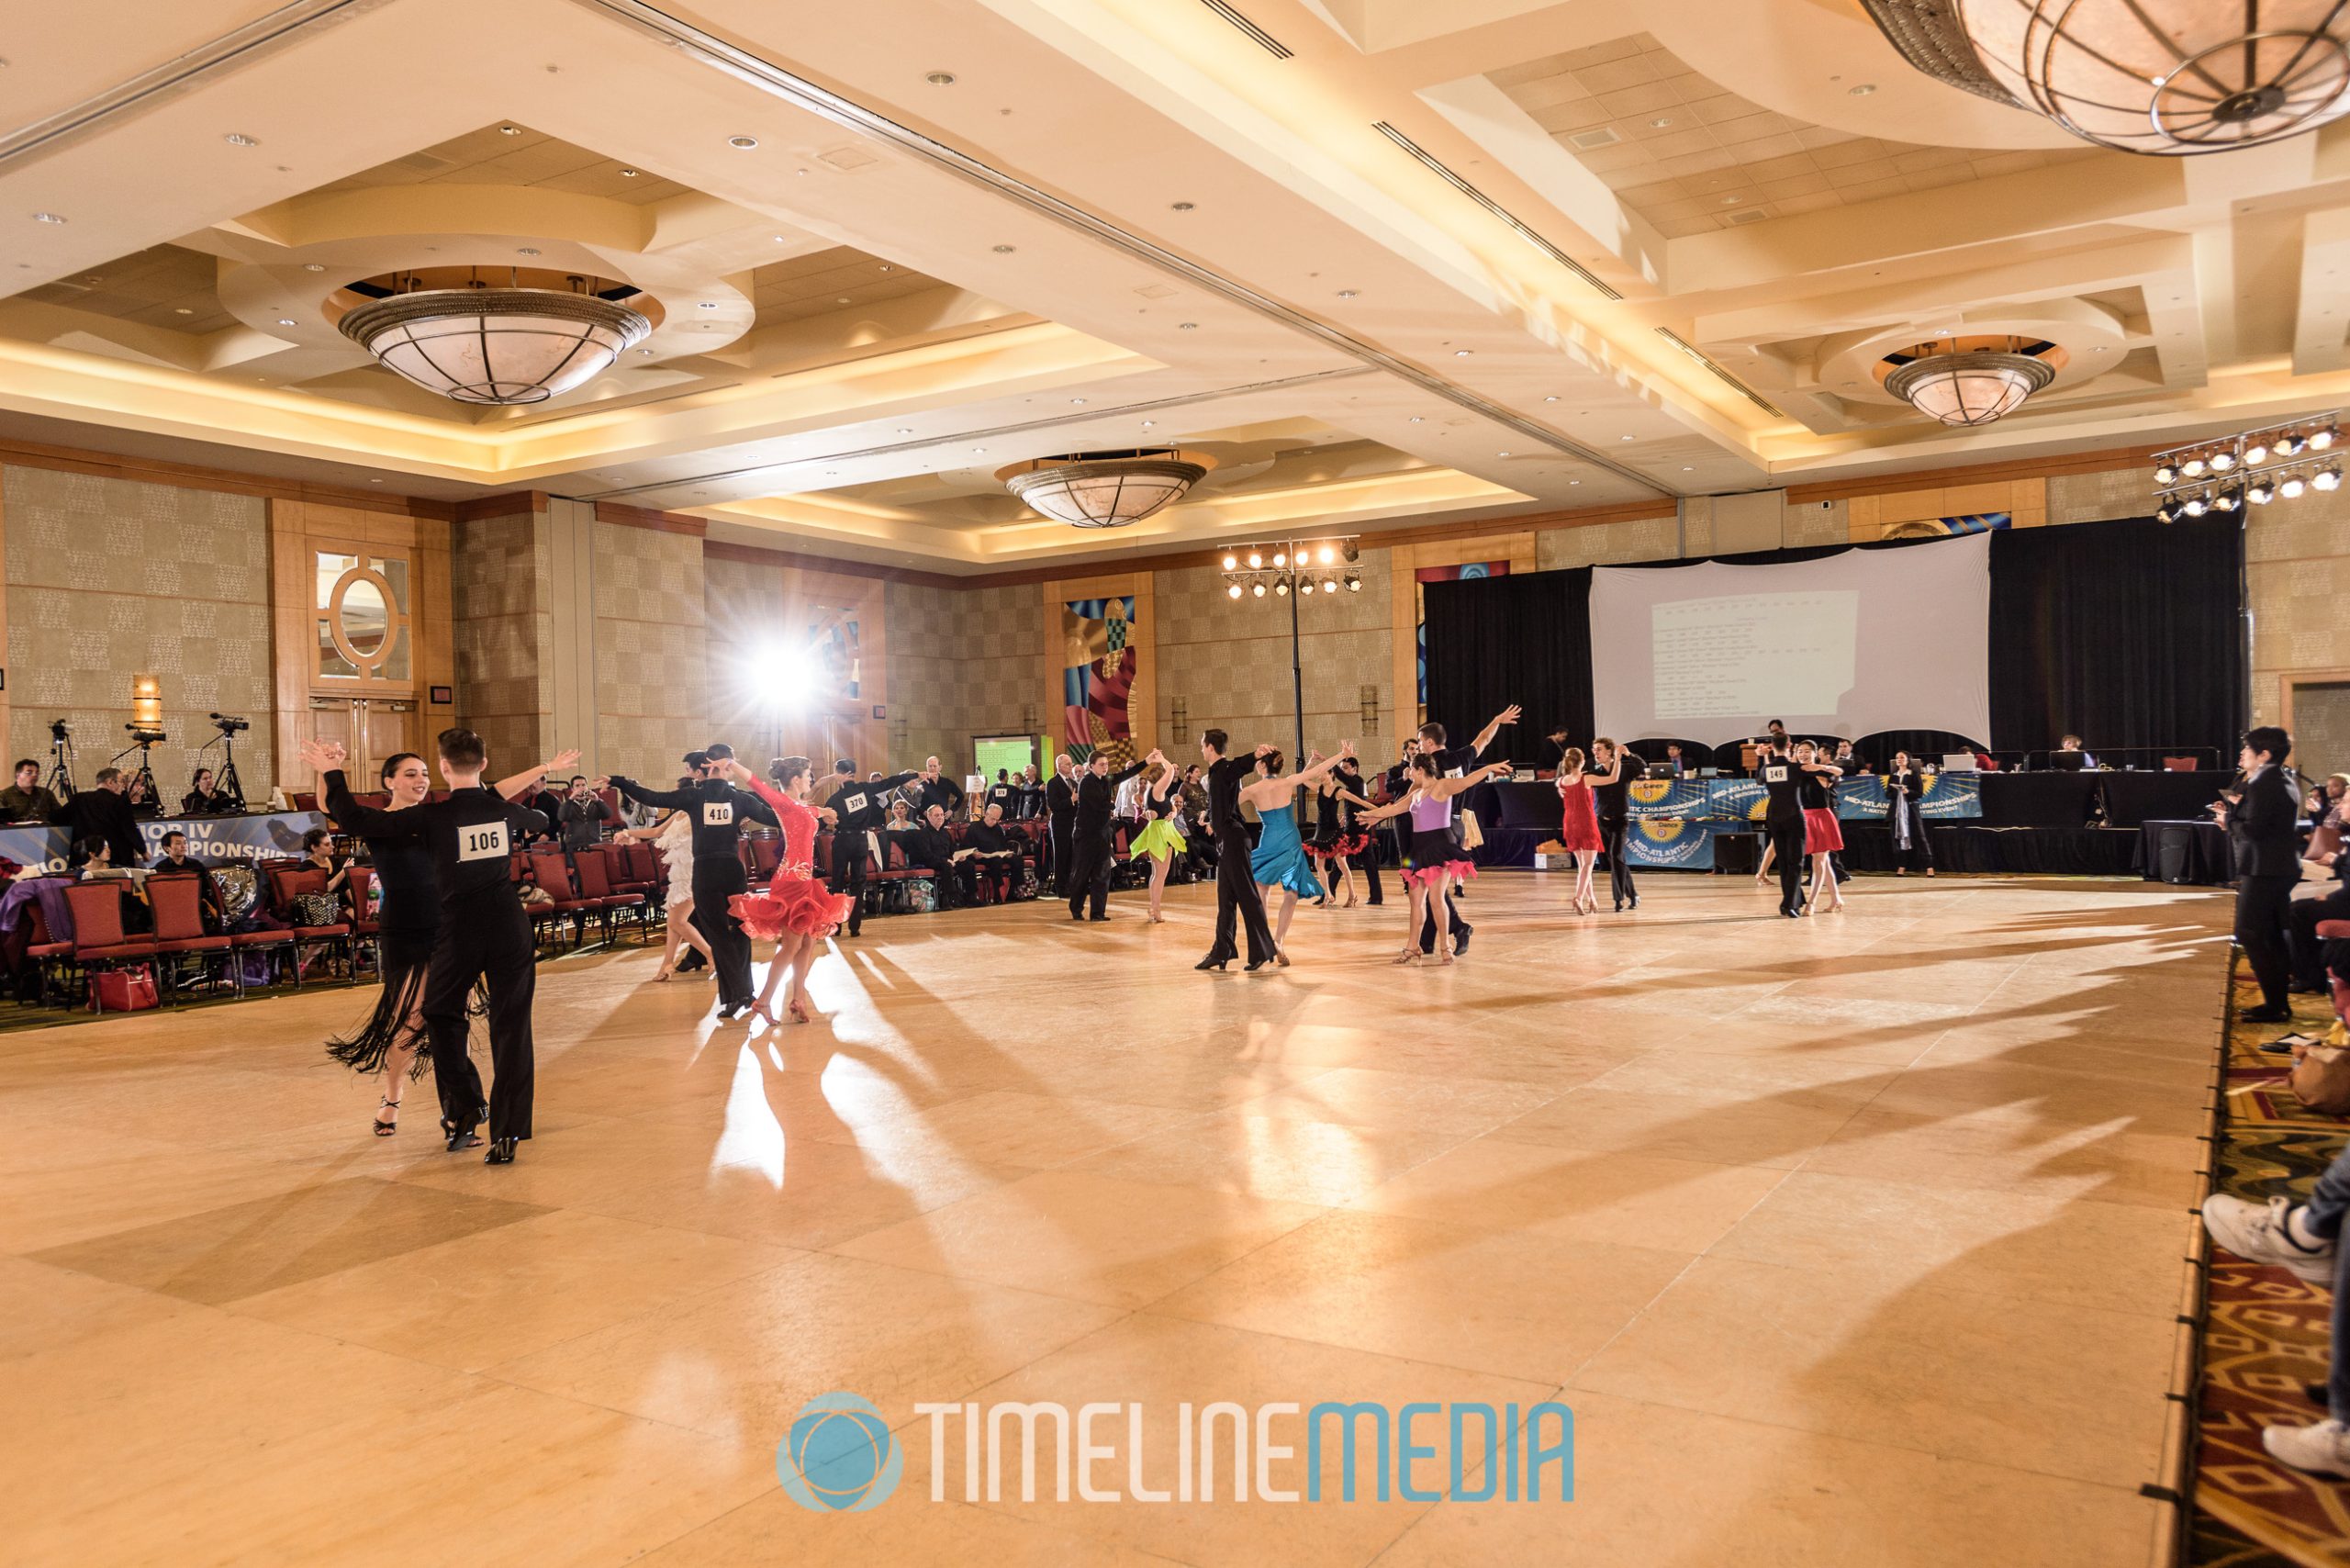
[2154,412,2341,517]
[997,449,1213,529]
[337,272,650,406]
[1877,335,2062,426]
[1860,2,2350,153]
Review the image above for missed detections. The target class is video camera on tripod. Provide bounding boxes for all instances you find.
[198,713,251,811]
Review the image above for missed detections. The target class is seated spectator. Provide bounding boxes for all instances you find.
[2309,773,2350,833]
[881,799,918,842]
[1832,739,1866,774]
[300,826,351,907]
[2052,733,2097,769]
[150,829,224,928]
[1662,743,1688,778]
[0,758,60,822]
[181,767,232,815]
[905,803,963,906]
[2205,1171,2350,1476]
[957,801,1022,903]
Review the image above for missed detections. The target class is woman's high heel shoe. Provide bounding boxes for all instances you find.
[787,998,811,1024]
[1392,946,1417,966]
[373,1096,398,1137]
[653,963,675,982]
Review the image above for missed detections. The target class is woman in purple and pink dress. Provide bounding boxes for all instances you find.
[1360,752,1513,965]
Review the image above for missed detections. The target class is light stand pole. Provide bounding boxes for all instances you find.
[1287,576,1304,769]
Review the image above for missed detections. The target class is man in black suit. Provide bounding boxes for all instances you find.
[56,767,143,869]
[824,756,920,938]
[1045,754,1079,896]
[1195,730,1277,970]
[1760,738,1810,918]
[906,803,964,908]
[2220,725,2302,1023]
[1066,750,1148,921]
[610,743,778,1019]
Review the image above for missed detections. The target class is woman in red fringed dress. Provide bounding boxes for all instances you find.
[724,756,854,1024]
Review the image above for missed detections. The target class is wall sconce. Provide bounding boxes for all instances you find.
[129,673,163,731]
[1359,685,1380,734]
[1171,697,1189,745]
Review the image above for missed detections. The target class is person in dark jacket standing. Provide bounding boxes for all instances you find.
[1045,754,1080,896]
[2219,725,2302,1024]
[611,743,778,1018]
[822,757,919,937]
[1589,737,1638,913]
[1067,750,1149,922]
[55,767,143,869]
[1195,731,1279,970]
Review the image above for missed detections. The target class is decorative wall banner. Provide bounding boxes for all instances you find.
[1911,770,1982,819]
[1835,774,1891,818]
[1624,816,1714,869]
[1062,596,1136,767]
[0,812,330,875]
[1704,778,1769,822]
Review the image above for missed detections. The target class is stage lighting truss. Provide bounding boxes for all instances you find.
[2153,412,2341,521]
[1221,537,1362,599]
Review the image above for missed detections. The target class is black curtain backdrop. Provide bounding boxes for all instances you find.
[1986,513,2245,753]
[1419,515,2246,761]
[1421,567,1591,769]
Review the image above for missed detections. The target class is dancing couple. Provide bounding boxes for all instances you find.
[610,744,778,1020]
[1362,749,1514,964]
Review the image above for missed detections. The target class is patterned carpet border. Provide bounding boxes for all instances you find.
[2193,963,2350,1568]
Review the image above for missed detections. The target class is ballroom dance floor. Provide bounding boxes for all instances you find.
[0,872,2227,1567]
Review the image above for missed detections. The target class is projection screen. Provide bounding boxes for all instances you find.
[1587,532,1992,746]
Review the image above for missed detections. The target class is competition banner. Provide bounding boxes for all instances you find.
[1702,778,1769,823]
[1624,817,1714,869]
[0,812,328,874]
[1914,771,1981,820]
[1628,778,1708,820]
[1835,774,1888,819]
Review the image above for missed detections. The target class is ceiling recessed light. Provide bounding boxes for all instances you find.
[926,71,957,84]
[992,244,1015,253]
[498,124,522,136]
[1543,396,1559,402]
[1454,349,1472,357]
[1570,480,1582,486]
[773,235,789,242]
[368,478,381,484]
[1497,451,1511,458]
[1649,117,1673,129]
[1141,420,1156,428]
[302,263,325,272]
[836,297,850,304]
[697,301,718,309]
[1620,435,1635,442]
[1719,196,1741,206]
[1337,289,1357,298]
[1682,465,1695,472]
[1408,416,1424,423]
[1178,321,1197,330]
[174,307,192,315]
[878,263,893,273]
[728,135,758,149]
[1849,83,1876,95]
[636,348,654,356]
[1070,398,1087,405]
[516,246,540,256]
[618,167,639,177]
[896,427,913,434]
[224,132,259,147]
[971,446,986,453]
[1170,201,1194,211]
[30,212,64,224]
[276,318,297,326]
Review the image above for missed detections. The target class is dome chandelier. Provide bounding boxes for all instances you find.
[1860,1,2350,154]
[1877,334,2063,426]
[2153,411,2342,521]
[998,449,1213,529]
[335,265,652,406]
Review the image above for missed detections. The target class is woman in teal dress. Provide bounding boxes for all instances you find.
[1239,744,1355,965]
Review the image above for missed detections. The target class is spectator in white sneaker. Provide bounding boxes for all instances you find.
[2205,1174,2350,1474]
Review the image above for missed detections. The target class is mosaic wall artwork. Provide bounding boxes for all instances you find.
[1063,595,1136,767]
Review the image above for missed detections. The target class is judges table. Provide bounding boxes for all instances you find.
[2134,818,2232,885]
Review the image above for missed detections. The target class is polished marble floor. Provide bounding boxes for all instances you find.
[0,873,2228,1566]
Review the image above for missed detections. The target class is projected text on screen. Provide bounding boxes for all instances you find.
[1652,591,1857,722]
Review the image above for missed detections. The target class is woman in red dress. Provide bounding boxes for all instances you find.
[724,756,854,1024]
[1555,746,1605,915]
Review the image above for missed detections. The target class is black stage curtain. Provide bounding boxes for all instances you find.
[1986,514,2244,752]
[1421,567,1591,769]
[1420,515,2246,760]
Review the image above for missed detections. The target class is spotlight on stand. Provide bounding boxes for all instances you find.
[2279,430,2309,457]
[1222,553,1237,569]
[1226,582,1242,599]
[1345,574,1361,591]
[2212,484,2243,513]
[1298,580,1315,596]
[2182,491,2210,516]
[2315,424,2342,452]
[2248,475,2277,504]
[2154,459,2179,485]
[2244,439,2269,465]
[2210,448,2236,473]
[2282,470,2309,498]
[2318,464,2344,491]
[1251,582,1266,598]
[2154,498,2177,523]
[2181,454,2207,477]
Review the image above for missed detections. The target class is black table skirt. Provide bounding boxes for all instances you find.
[2132,818,2233,884]
[1976,772,2101,828]
[2100,770,2229,828]
[1837,825,2141,875]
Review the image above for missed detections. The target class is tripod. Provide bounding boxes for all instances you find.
[43,729,75,801]
[108,738,161,808]
[198,729,248,812]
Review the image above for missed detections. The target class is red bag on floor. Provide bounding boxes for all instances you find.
[89,965,159,1014]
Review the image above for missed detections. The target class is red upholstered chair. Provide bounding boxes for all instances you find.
[62,882,155,1013]
[265,866,353,986]
[148,873,233,1002]
[2165,756,2199,772]
[25,900,74,1004]
[290,791,319,812]
[574,846,646,944]
[526,850,592,946]
[813,834,834,879]
[748,834,781,887]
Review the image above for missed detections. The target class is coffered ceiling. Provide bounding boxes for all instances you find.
[4,0,2349,573]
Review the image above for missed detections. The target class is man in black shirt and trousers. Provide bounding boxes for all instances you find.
[612,743,778,1018]
[1066,750,1149,921]
[2221,725,2302,1024]
[1045,754,1080,896]
[1760,739,1810,918]
[1591,737,1639,913]
[823,757,919,937]
[915,756,966,821]
[1196,730,1278,970]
